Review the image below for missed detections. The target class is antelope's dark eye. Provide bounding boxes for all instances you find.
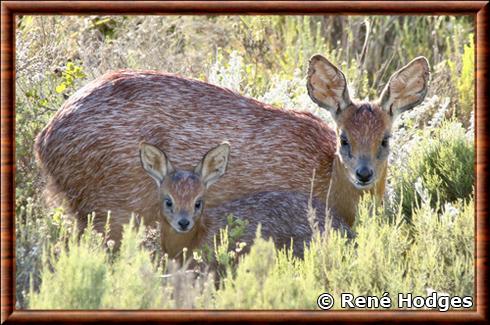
[164,198,173,209]
[195,199,203,210]
[381,137,390,148]
[340,136,349,147]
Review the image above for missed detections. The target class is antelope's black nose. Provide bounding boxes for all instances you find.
[178,218,190,230]
[356,166,374,183]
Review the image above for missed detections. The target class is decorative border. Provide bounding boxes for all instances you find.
[1,1,488,323]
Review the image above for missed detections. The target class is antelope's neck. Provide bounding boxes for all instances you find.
[161,219,207,259]
[328,156,387,226]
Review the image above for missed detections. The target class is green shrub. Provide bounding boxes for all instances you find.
[27,192,474,309]
[390,120,474,218]
[214,227,322,309]
[455,34,475,123]
[408,198,474,297]
[29,220,108,309]
[16,203,74,308]
[101,219,163,308]
[213,194,474,309]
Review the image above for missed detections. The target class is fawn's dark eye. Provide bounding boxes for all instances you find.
[381,136,390,148]
[195,199,203,210]
[164,198,173,209]
[340,135,349,147]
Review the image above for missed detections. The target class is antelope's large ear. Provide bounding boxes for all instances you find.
[307,54,352,119]
[139,142,174,185]
[379,57,430,119]
[194,142,230,188]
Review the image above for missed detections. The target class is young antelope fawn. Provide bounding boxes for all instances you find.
[140,143,353,260]
[35,55,429,235]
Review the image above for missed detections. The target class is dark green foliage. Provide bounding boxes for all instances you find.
[391,121,474,218]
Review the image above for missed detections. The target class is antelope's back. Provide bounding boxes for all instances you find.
[204,191,354,258]
[34,70,336,222]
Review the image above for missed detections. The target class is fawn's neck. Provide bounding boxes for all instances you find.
[160,218,208,259]
[327,155,387,226]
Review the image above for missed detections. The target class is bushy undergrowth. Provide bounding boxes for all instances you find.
[16,16,475,309]
[28,194,474,309]
[390,120,474,219]
[29,220,107,309]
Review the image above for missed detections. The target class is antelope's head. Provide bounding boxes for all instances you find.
[307,55,430,190]
[140,142,230,233]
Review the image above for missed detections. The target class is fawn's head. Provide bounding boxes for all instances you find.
[140,142,230,233]
[307,55,430,190]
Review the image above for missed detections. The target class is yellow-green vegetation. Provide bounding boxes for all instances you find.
[16,16,474,309]
[27,194,474,309]
[390,120,474,219]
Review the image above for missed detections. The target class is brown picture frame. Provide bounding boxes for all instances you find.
[1,1,488,323]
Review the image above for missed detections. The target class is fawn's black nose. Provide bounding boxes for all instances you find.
[356,166,374,183]
[178,218,190,230]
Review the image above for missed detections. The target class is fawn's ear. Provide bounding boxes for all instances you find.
[140,142,174,185]
[194,142,230,188]
[379,56,430,119]
[307,54,352,119]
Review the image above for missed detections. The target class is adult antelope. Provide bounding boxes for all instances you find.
[35,55,429,238]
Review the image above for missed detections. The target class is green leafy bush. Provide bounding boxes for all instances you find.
[27,194,474,309]
[451,34,475,123]
[29,219,108,309]
[390,120,474,218]
[101,219,163,309]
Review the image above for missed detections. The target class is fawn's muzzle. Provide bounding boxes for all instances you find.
[178,218,191,231]
[356,166,374,183]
